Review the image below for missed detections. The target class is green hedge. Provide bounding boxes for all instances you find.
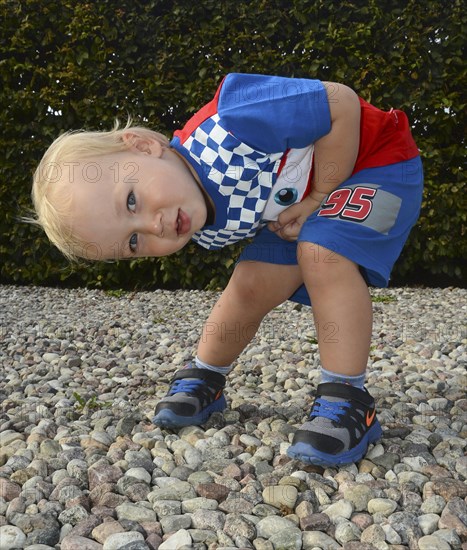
[1,0,465,290]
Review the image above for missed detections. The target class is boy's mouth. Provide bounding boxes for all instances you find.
[176,209,191,236]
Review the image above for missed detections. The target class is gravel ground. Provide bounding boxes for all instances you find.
[0,284,466,550]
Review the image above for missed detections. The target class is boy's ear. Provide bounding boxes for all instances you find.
[122,132,166,156]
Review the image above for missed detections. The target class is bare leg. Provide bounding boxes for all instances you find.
[197,261,303,366]
[297,242,372,375]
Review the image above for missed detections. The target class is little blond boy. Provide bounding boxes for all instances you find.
[32,73,423,466]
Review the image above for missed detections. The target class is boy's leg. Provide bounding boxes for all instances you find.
[153,260,303,427]
[297,242,372,376]
[197,261,302,366]
[287,242,382,466]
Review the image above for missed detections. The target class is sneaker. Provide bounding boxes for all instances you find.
[287,382,382,467]
[152,367,227,428]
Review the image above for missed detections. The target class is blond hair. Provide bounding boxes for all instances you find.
[27,119,169,262]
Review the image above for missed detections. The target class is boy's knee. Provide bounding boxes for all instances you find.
[228,262,265,305]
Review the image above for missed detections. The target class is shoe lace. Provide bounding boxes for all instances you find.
[169,379,207,396]
[310,397,351,423]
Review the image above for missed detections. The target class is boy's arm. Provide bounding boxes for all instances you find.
[269,82,361,241]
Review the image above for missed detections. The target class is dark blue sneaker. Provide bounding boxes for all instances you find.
[153,367,226,428]
[287,382,382,467]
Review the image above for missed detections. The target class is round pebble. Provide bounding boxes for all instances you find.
[0,525,26,549]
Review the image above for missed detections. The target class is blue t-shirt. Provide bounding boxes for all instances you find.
[170,73,331,249]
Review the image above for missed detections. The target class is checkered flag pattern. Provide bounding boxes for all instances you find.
[193,224,268,250]
[184,114,282,249]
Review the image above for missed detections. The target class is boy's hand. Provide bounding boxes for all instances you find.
[268,191,327,241]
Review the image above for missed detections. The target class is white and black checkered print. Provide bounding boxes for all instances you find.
[183,114,282,249]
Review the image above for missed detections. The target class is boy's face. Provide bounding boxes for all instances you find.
[67,136,209,260]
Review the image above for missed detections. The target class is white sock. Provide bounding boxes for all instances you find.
[320,367,366,389]
[194,356,232,376]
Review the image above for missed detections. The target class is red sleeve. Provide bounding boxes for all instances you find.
[353,98,419,174]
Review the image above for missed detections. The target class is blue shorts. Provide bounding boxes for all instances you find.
[239,157,424,305]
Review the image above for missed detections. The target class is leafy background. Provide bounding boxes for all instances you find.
[1,0,465,290]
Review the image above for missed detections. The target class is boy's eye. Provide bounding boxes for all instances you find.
[127,191,136,212]
[129,233,138,253]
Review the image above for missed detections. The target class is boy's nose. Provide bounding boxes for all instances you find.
[147,213,164,237]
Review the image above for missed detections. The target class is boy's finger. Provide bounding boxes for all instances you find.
[277,208,298,227]
[268,221,282,232]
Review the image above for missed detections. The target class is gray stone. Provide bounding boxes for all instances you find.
[147,481,197,502]
[418,513,440,535]
[381,523,402,545]
[103,531,145,550]
[158,529,192,550]
[118,542,149,550]
[216,529,235,548]
[334,520,361,544]
[188,529,217,544]
[0,431,24,447]
[256,516,298,539]
[191,509,225,531]
[455,455,467,478]
[269,528,302,550]
[367,498,398,516]
[224,514,257,540]
[10,512,60,546]
[181,497,218,513]
[125,468,151,484]
[0,525,26,550]
[152,499,181,517]
[418,534,450,550]
[322,499,354,521]
[58,485,83,505]
[420,495,446,514]
[39,440,61,458]
[252,539,274,550]
[233,534,255,549]
[58,505,89,526]
[115,503,158,523]
[387,511,423,545]
[361,524,386,547]
[397,470,429,489]
[42,353,60,363]
[342,484,375,511]
[159,514,192,533]
[116,416,138,436]
[67,459,89,486]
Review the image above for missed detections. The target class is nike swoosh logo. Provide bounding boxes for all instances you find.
[366,408,376,427]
